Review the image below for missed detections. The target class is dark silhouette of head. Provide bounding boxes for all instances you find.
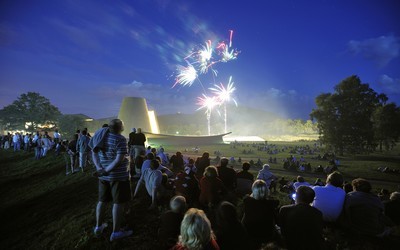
[296,186,315,204]
[327,171,343,187]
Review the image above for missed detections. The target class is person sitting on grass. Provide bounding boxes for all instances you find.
[159,196,187,249]
[257,164,277,192]
[134,159,164,210]
[174,159,200,206]
[217,158,237,192]
[199,166,227,209]
[215,201,248,250]
[312,171,345,223]
[91,119,133,241]
[236,162,254,197]
[293,176,311,190]
[242,179,279,249]
[171,208,220,250]
[384,191,400,225]
[278,186,325,250]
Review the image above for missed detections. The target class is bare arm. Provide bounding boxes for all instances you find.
[133,175,144,197]
[92,151,103,171]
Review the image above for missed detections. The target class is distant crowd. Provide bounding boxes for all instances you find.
[2,122,399,249]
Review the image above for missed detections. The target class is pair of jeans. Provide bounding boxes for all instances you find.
[79,152,88,169]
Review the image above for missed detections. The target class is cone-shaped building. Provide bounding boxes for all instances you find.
[118,97,152,138]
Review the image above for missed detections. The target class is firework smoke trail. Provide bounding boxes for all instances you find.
[209,76,237,133]
[229,30,233,48]
[197,94,219,135]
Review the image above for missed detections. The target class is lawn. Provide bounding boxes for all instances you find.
[0,142,399,249]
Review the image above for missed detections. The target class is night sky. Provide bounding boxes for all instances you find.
[1,0,399,119]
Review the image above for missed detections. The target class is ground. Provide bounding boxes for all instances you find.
[0,141,399,249]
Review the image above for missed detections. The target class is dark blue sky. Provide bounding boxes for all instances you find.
[1,0,399,119]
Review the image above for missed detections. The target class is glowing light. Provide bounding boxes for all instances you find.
[173,64,197,88]
[148,110,160,134]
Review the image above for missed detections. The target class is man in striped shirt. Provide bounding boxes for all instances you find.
[91,119,133,241]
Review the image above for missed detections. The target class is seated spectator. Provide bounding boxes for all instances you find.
[242,180,279,249]
[384,192,400,225]
[133,150,146,177]
[278,186,325,250]
[195,152,210,179]
[134,159,163,209]
[171,208,219,250]
[141,152,155,174]
[312,171,345,222]
[293,176,311,190]
[156,156,174,178]
[199,166,226,208]
[217,158,237,192]
[157,147,169,166]
[170,151,185,172]
[343,182,353,194]
[343,178,394,237]
[159,196,187,249]
[378,189,390,202]
[174,161,200,206]
[236,162,254,197]
[215,201,248,250]
[256,164,277,189]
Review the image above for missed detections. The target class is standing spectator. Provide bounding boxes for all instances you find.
[34,134,42,159]
[312,171,345,222]
[41,134,51,157]
[242,180,279,249]
[195,152,210,179]
[128,128,136,167]
[199,166,226,208]
[91,119,133,241]
[171,208,219,250]
[134,159,163,210]
[343,178,393,237]
[23,133,30,151]
[158,196,187,249]
[278,186,325,250]
[131,128,146,160]
[67,134,79,174]
[53,129,61,144]
[13,133,20,152]
[217,158,237,192]
[76,130,90,171]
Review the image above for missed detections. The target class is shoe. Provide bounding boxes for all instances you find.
[94,223,108,238]
[110,230,133,241]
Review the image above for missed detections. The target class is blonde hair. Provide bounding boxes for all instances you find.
[251,179,269,200]
[179,208,213,250]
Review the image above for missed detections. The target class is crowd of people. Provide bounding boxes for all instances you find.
[87,119,399,249]
[2,121,399,249]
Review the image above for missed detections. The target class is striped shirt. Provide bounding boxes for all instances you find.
[99,132,129,182]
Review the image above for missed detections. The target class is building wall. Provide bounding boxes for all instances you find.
[118,97,153,138]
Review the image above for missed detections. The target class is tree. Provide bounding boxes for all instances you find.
[310,76,385,155]
[372,103,400,151]
[0,92,61,131]
[57,114,86,140]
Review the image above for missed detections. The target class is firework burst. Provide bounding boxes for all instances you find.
[173,63,197,88]
[197,94,219,135]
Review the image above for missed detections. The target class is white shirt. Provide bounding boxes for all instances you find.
[312,184,346,222]
[54,132,61,139]
[141,168,162,197]
[24,135,29,143]
[13,134,19,143]
[141,159,152,174]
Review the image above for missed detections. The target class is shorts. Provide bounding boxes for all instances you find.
[98,180,131,204]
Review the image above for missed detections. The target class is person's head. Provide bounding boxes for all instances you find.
[343,182,353,193]
[220,158,229,168]
[109,119,124,134]
[251,179,268,200]
[188,158,195,165]
[262,164,270,171]
[179,208,213,250]
[151,148,157,154]
[202,152,209,159]
[176,151,182,157]
[170,196,187,214]
[327,171,343,187]
[147,152,155,160]
[352,178,372,193]
[217,201,238,226]
[131,128,136,133]
[159,147,164,153]
[137,128,142,133]
[242,162,250,171]
[102,124,108,128]
[297,176,305,183]
[390,191,400,201]
[296,186,315,205]
[81,130,87,136]
[204,166,218,178]
[150,159,159,170]
[55,129,58,133]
